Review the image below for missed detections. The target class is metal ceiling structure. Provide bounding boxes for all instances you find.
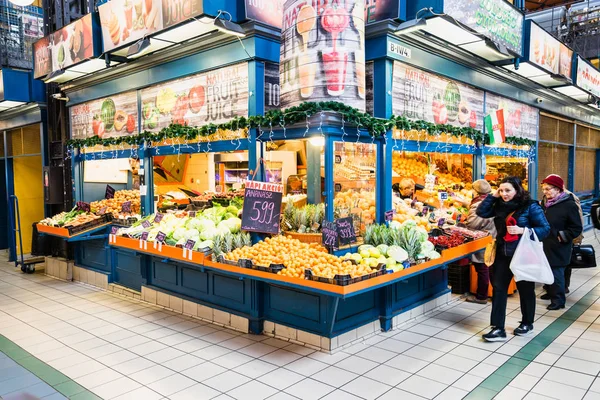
[526,0,583,11]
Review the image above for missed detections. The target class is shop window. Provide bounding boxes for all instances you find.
[575,149,596,193]
[334,141,377,235]
[485,156,529,191]
[537,143,570,196]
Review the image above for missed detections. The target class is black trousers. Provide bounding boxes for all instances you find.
[490,252,536,330]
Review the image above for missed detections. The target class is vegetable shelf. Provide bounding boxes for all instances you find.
[111,236,207,265]
[36,222,112,239]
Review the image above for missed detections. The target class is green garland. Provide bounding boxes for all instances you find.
[65,101,534,149]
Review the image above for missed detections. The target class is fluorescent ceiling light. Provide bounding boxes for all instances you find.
[395,18,427,36]
[554,85,592,101]
[503,62,548,78]
[459,39,512,62]
[421,16,481,46]
[308,136,325,146]
[9,0,34,6]
[530,74,565,87]
[154,17,217,43]
[43,69,86,83]
[214,18,246,37]
[70,58,116,74]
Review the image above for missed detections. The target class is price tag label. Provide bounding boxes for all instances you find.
[105,185,115,199]
[336,217,357,246]
[189,211,197,218]
[76,201,90,212]
[385,209,395,222]
[110,226,119,235]
[184,239,195,250]
[438,192,448,201]
[335,183,342,192]
[156,231,166,244]
[438,218,446,227]
[109,226,119,243]
[142,220,151,229]
[121,201,132,213]
[322,220,338,249]
[241,180,283,235]
[154,213,164,223]
[182,239,195,260]
[139,231,149,249]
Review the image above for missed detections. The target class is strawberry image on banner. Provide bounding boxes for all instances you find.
[485,109,506,145]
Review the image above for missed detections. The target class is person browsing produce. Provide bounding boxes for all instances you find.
[476,176,550,342]
[465,179,496,304]
[539,175,582,311]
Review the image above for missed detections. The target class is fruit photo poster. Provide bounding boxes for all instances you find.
[70,91,139,139]
[140,62,249,132]
[280,0,366,111]
[391,61,485,131]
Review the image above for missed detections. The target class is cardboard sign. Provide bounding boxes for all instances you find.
[322,220,338,249]
[336,217,357,245]
[241,180,283,234]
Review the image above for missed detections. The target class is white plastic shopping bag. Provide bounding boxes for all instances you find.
[509,228,554,285]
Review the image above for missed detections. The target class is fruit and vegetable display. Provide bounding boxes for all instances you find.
[428,232,466,250]
[392,152,474,188]
[334,189,376,234]
[363,221,441,263]
[91,190,141,217]
[282,202,324,234]
[116,203,244,252]
[40,208,100,228]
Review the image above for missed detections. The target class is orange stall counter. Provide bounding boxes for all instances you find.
[470,264,517,298]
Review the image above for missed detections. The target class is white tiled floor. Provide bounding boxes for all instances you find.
[2,238,600,399]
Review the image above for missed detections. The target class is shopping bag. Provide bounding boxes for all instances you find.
[484,240,496,267]
[509,228,554,285]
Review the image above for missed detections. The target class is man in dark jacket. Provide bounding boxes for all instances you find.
[540,175,583,310]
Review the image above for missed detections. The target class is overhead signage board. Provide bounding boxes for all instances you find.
[576,56,600,98]
[444,0,524,56]
[528,21,572,78]
[245,0,283,28]
[98,0,204,53]
[365,0,400,24]
[139,62,249,132]
[392,61,485,130]
[70,91,139,139]
[33,14,96,79]
[485,94,539,141]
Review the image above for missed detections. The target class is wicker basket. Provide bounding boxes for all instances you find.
[284,231,323,244]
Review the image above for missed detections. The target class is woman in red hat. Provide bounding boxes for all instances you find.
[540,174,583,310]
[476,176,550,342]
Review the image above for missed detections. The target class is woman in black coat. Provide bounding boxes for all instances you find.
[476,176,550,342]
[540,175,583,310]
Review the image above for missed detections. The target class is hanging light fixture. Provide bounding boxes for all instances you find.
[9,0,35,6]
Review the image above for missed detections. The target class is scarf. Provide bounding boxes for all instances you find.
[545,191,568,209]
[471,194,488,207]
[494,198,525,243]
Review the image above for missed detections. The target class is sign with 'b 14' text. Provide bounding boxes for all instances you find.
[241,180,283,234]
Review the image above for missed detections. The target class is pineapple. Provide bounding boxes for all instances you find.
[212,234,224,260]
[283,201,297,232]
[297,208,308,233]
[233,233,244,250]
[223,232,234,254]
[364,224,375,246]
[242,232,252,247]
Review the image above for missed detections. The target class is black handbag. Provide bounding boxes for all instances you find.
[570,245,597,268]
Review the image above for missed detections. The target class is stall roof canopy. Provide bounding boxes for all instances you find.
[0,68,45,112]
[400,0,524,62]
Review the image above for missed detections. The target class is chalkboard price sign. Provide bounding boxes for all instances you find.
[105,185,115,199]
[76,201,90,212]
[121,201,131,213]
[188,211,197,218]
[241,180,283,234]
[336,217,357,245]
[156,231,167,244]
[322,220,338,249]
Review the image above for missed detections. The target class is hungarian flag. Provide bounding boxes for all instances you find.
[485,110,506,145]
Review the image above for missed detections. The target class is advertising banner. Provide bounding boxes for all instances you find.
[280,0,366,111]
[245,0,283,28]
[391,61,485,130]
[140,63,249,132]
[70,91,139,139]
[364,0,399,24]
[485,94,538,141]
[265,62,281,111]
[529,22,572,78]
[444,0,523,56]
[33,14,95,79]
[98,0,203,52]
[576,56,600,98]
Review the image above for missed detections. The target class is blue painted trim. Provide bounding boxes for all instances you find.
[324,134,334,222]
[530,138,539,200]
[568,145,576,193]
[372,59,393,119]
[379,131,393,223]
[595,149,600,198]
[4,132,15,262]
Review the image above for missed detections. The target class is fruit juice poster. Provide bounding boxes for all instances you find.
[245,0,283,28]
[280,0,366,112]
[140,62,249,132]
[576,56,600,98]
[33,36,52,79]
[99,0,162,52]
[391,61,485,131]
[51,14,95,72]
[529,23,560,75]
[485,94,538,141]
[70,91,139,139]
[444,0,523,56]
